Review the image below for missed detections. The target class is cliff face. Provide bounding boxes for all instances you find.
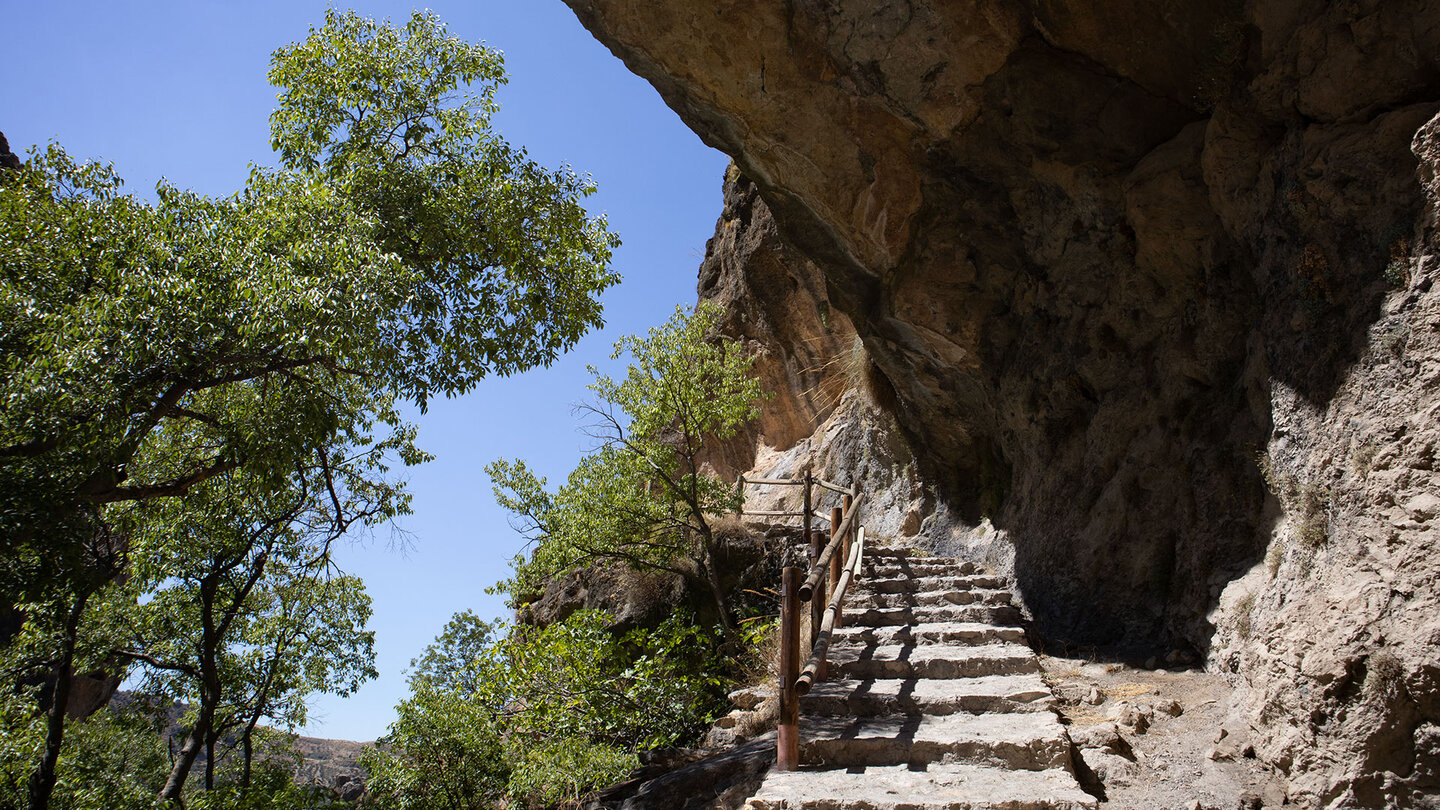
[563,1,1440,805]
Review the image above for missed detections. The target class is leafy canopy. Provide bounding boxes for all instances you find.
[0,8,621,808]
[488,303,764,613]
[0,8,620,580]
[270,8,620,389]
[364,609,727,810]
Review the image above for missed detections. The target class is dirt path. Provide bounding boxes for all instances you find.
[1040,655,1287,809]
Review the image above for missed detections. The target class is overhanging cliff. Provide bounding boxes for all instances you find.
[563,1,1440,805]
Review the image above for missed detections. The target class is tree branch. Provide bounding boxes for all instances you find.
[91,458,238,505]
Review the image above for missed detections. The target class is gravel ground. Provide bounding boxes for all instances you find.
[1040,655,1290,810]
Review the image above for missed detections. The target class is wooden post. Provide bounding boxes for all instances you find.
[805,472,825,679]
[802,471,813,562]
[841,494,853,629]
[778,566,801,771]
[829,507,843,630]
[736,474,745,514]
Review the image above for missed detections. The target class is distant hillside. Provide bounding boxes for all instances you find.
[109,692,371,802]
[293,734,371,802]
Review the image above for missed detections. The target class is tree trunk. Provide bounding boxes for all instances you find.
[240,729,253,792]
[25,591,89,810]
[239,665,277,792]
[696,530,738,639]
[160,704,211,802]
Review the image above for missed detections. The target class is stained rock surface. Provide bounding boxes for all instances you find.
[562,1,1440,805]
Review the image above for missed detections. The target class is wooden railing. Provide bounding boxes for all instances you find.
[737,473,865,771]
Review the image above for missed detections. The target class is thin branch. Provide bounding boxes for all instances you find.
[0,437,59,457]
[91,458,239,505]
[112,649,200,679]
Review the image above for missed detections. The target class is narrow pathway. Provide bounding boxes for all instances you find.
[744,546,1097,810]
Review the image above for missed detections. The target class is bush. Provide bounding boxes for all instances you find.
[365,609,731,809]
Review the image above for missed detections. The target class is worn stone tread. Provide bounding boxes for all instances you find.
[798,711,1073,769]
[861,575,1008,593]
[861,547,929,559]
[829,641,1039,679]
[862,565,985,581]
[847,604,1023,627]
[800,674,1055,716]
[744,763,1098,810]
[831,622,1025,647]
[848,589,1013,610]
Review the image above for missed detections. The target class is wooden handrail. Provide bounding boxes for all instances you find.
[742,476,808,486]
[757,471,866,771]
[796,526,863,694]
[798,491,865,602]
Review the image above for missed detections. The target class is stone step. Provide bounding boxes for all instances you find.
[848,589,1013,611]
[862,547,928,559]
[799,710,1073,770]
[744,763,1098,810]
[861,574,1009,593]
[829,641,1039,680]
[846,604,1023,627]
[831,622,1026,647]
[800,674,1055,716]
[862,560,982,578]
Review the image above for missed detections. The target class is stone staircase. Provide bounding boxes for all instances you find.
[744,546,1097,810]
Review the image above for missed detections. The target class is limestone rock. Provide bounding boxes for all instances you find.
[1404,492,1440,521]
[561,0,1440,803]
[1156,698,1184,717]
[1109,700,1153,734]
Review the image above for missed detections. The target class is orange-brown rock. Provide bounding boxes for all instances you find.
[566,1,1440,804]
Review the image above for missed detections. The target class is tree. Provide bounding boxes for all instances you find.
[0,9,619,808]
[110,431,395,802]
[364,609,726,810]
[488,303,764,636]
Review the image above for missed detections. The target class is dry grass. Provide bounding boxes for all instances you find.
[1054,681,1156,726]
[1265,541,1284,577]
[1233,592,1256,639]
[1107,682,1154,700]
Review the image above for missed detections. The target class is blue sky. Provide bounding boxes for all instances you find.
[2,1,729,740]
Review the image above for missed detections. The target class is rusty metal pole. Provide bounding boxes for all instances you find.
[829,507,844,631]
[778,566,801,771]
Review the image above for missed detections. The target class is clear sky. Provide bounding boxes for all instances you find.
[2,0,729,741]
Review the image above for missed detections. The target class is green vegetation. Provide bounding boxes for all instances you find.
[365,609,730,809]
[367,306,769,808]
[0,8,617,809]
[489,303,765,637]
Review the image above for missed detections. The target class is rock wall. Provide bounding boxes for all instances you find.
[563,1,1440,805]
[697,167,1004,570]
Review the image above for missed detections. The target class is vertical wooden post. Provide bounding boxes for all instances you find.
[802,472,813,562]
[829,507,844,630]
[736,474,745,514]
[778,566,801,771]
[841,493,855,630]
[805,472,825,680]
[843,494,855,560]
